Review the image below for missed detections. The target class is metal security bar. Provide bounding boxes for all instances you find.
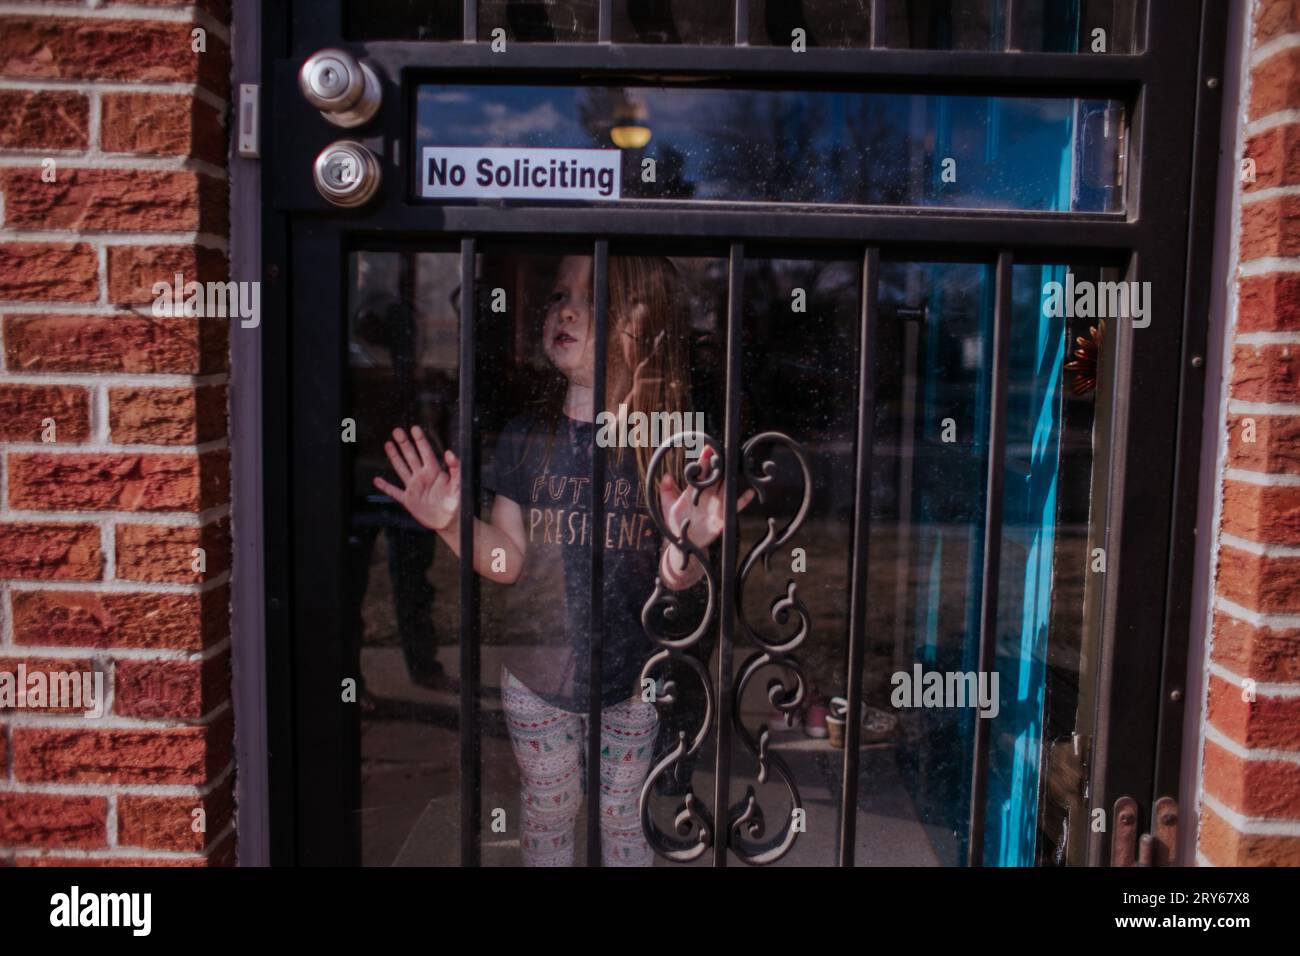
[839,246,879,866]
[458,238,482,866]
[587,240,610,866]
[714,243,745,866]
[966,250,1014,867]
[462,0,476,42]
[265,0,1229,867]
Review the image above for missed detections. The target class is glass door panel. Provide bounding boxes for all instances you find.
[346,249,463,866]
[414,84,1125,212]
[342,246,1116,867]
[850,258,1111,866]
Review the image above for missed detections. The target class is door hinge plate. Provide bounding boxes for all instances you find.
[1111,795,1178,866]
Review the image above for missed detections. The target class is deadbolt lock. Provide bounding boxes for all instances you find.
[313,141,381,208]
[298,48,381,128]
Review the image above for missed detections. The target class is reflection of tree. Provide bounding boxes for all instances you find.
[578,88,698,199]
[582,86,911,205]
[698,92,908,204]
[843,98,912,205]
[701,93,830,202]
[577,87,629,147]
[653,144,695,198]
[744,260,857,441]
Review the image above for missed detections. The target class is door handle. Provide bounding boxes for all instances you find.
[298,48,381,128]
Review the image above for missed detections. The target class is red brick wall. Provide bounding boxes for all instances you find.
[0,0,234,865]
[1200,0,1300,866]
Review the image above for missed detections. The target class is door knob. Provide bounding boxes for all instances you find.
[313,140,381,207]
[298,48,381,128]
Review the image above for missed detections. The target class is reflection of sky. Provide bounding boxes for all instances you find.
[414,86,1121,212]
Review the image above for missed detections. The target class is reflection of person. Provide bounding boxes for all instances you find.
[376,255,749,866]
[347,292,447,693]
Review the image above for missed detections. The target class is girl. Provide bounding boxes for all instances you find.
[375,255,748,866]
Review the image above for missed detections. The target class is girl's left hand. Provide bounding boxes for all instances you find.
[374,426,461,532]
[659,444,755,551]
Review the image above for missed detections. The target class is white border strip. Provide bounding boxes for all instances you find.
[1206,723,1300,762]
[1203,793,1300,835]
[1208,659,1300,697]
[1215,594,1300,629]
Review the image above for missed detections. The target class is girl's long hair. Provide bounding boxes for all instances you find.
[609,255,693,499]
[523,255,692,502]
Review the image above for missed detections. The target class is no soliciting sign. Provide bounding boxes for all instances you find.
[421,147,622,201]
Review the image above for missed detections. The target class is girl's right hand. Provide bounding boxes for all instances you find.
[373,425,461,532]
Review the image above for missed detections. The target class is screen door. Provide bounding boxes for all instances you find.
[263,0,1227,867]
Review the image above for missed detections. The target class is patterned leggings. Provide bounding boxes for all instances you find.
[501,667,659,867]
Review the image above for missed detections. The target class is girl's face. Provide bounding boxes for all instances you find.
[543,256,595,385]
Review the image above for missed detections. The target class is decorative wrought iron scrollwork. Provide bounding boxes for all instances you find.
[727,431,813,865]
[637,428,813,865]
[638,430,720,862]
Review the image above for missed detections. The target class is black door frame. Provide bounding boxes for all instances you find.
[261,0,1229,866]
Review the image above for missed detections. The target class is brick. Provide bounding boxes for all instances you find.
[0,523,102,581]
[1238,272,1300,333]
[106,245,228,306]
[0,385,90,443]
[110,385,227,445]
[1250,46,1300,121]
[101,93,226,165]
[1202,739,1300,819]
[0,90,88,151]
[1226,413,1300,473]
[1199,801,1300,866]
[118,776,233,852]
[1207,674,1300,752]
[1230,343,1300,404]
[7,450,230,512]
[0,243,98,302]
[116,519,230,584]
[3,313,228,375]
[0,169,228,234]
[1211,609,1300,683]
[1255,0,1300,45]
[0,794,107,849]
[11,586,229,651]
[15,854,210,867]
[114,652,229,721]
[0,656,97,716]
[12,711,233,785]
[1217,545,1300,614]
[1240,195,1300,261]
[104,0,232,18]
[1221,481,1300,545]
[0,16,230,95]
[1244,125,1300,194]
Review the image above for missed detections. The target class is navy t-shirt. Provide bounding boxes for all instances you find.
[484,412,659,711]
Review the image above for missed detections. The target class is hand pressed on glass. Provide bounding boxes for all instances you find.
[657,443,755,590]
[373,425,460,531]
[373,422,527,586]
